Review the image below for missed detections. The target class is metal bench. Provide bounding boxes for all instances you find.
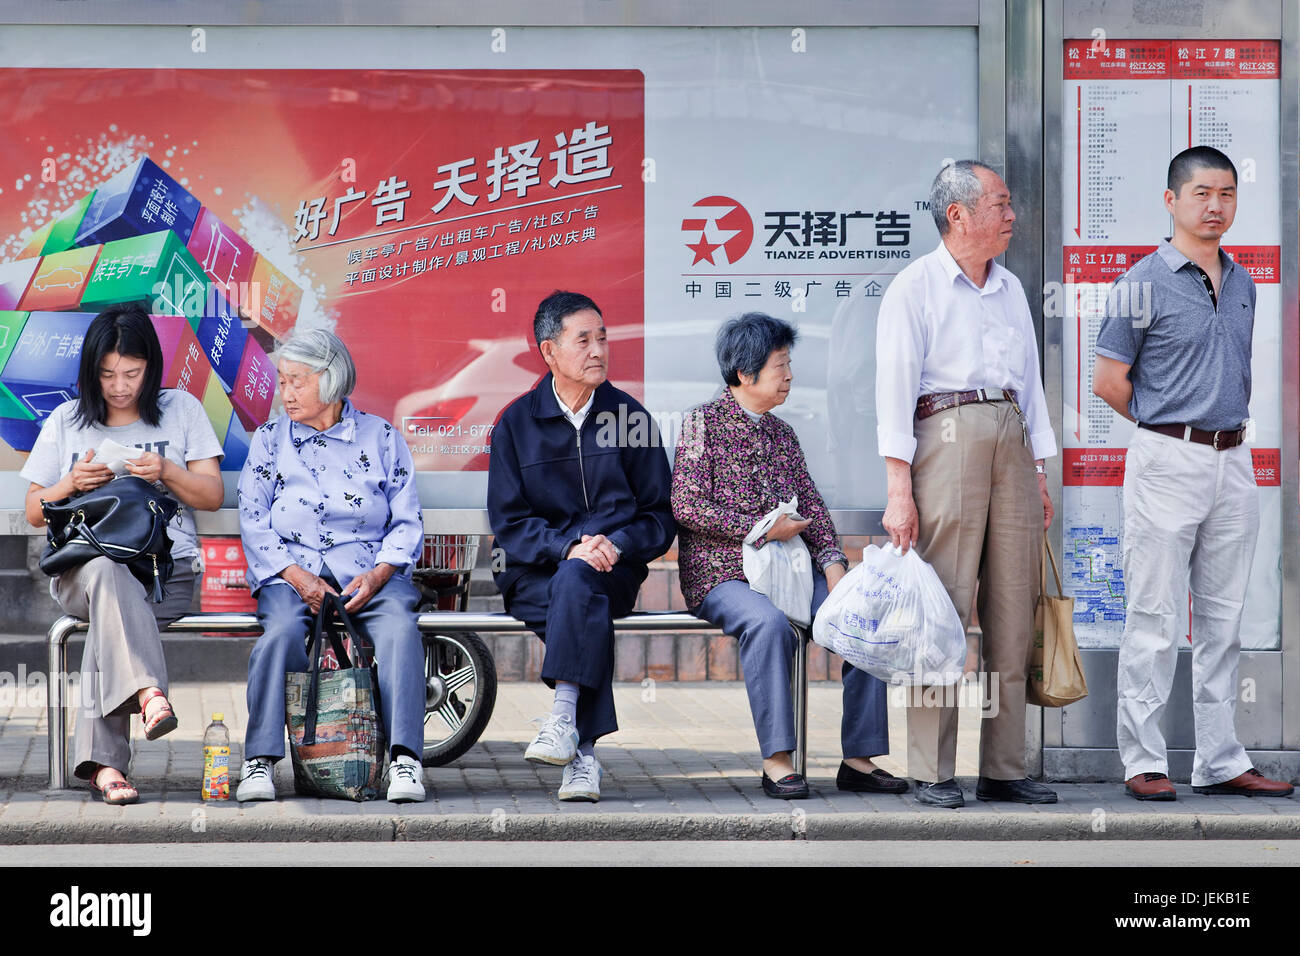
[46,611,810,790]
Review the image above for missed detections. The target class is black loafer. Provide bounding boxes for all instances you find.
[915,778,964,808]
[976,776,1058,804]
[762,772,810,800]
[836,762,909,794]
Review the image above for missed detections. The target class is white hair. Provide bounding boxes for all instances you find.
[929,159,994,235]
[273,328,356,404]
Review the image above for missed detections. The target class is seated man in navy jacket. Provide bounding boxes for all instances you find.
[488,290,676,802]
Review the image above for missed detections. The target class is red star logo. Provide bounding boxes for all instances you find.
[681,196,754,266]
[687,237,722,265]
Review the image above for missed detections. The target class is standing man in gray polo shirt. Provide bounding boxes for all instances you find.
[1094,145,1292,801]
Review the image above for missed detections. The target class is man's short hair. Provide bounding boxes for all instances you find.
[929,159,995,236]
[534,291,602,347]
[1167,146,1237,195]
[715,312,799,387]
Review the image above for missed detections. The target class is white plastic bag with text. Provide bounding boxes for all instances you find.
[741,496,814,627]
[812,544,965,686]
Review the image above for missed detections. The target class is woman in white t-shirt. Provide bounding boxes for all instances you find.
[22,303,224,805]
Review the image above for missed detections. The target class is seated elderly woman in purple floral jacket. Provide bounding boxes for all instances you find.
[672,313,902,800]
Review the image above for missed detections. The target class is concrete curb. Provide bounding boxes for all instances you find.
[4,811,1300,844]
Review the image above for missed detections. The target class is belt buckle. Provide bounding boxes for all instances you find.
[1212,430,1228,451]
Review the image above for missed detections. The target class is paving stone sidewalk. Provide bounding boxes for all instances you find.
[1,682,1299,844]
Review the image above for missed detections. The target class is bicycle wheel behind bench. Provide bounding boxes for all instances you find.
[421,630,497,767]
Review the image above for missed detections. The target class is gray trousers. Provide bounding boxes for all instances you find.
[54,556,198,780]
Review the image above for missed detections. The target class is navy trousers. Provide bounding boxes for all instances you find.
[504,559,645,744]
[244,572,426,761]
[694,569,890,759]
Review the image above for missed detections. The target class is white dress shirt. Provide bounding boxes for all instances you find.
[552,375,595,432]
[875,241,1057,464]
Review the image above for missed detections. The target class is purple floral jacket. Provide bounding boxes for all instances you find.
[671,388,846,609]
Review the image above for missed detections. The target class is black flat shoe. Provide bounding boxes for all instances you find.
[976,776,1058,804]
[762,772,810,800]
[836,761,909,794]
[915,778,964,808]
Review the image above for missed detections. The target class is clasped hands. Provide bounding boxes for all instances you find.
[566,533,620,572]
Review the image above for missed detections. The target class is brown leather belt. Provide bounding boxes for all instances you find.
[916,388,1019,421]
[1138,421,1246,451]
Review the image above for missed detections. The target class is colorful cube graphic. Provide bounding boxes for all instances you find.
[17,223,54,262]
[0,259,39,311]
[75,156,201,247]
[186,207,255,300]
[246,254,301,341]
[200,372,233,445]
[42,192,97,256]
[80,231,208,322]
[19,245,102,312]
[231,335,276,431]
[0,154,299,461]
[0,415,43,453]
[0,311,35,421]
[151,314,211,401]
[195,291,249,393]
[17,193,96,260]
[0,311,92,423]
[222,413,252,471]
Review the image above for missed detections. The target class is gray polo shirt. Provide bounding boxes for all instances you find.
[1094,239,1255,432]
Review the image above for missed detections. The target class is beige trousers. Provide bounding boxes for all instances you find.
[906,400,1040,783]
[55,557,199,780]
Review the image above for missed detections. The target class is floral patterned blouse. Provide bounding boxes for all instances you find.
[238,399,423,592]
[671,388,846,609]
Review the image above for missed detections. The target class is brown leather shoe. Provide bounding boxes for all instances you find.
[1193,768,1295,797]
[1126,772,1177,801]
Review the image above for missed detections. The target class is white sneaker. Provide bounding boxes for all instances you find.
[387,755,426,803]
[524,713,580,766]
[236,757,275,802]
[558,754,602,802]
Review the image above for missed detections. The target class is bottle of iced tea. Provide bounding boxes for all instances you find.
[201,713,231,800]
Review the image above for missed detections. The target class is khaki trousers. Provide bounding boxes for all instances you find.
[55,557,199,780]
[906,400,1040,783]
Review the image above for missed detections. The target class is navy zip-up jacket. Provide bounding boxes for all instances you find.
[487,372,676,597]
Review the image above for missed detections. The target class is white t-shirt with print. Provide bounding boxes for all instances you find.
[21,389,225,561]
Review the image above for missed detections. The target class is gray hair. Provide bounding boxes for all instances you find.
[273,328,356,404]
[715,312,799,387]
[929,159,994,235]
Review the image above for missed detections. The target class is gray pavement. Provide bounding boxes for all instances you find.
[2,681,1300,845]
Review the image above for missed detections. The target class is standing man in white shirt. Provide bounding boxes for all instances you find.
[875,159,1057,808]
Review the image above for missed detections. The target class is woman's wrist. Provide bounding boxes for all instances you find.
[53,472,77,499]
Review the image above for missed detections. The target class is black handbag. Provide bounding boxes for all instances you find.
[38,475,180,603]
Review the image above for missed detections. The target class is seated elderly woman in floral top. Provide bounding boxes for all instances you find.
[672,313,902,800]
[235,329,427,804]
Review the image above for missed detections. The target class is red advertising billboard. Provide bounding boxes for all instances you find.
[0,68,646,472]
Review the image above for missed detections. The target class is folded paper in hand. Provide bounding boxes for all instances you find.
[94,438,146,477]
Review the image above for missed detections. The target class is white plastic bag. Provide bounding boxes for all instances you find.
[812,544,965,686]
[742,496,814,627]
